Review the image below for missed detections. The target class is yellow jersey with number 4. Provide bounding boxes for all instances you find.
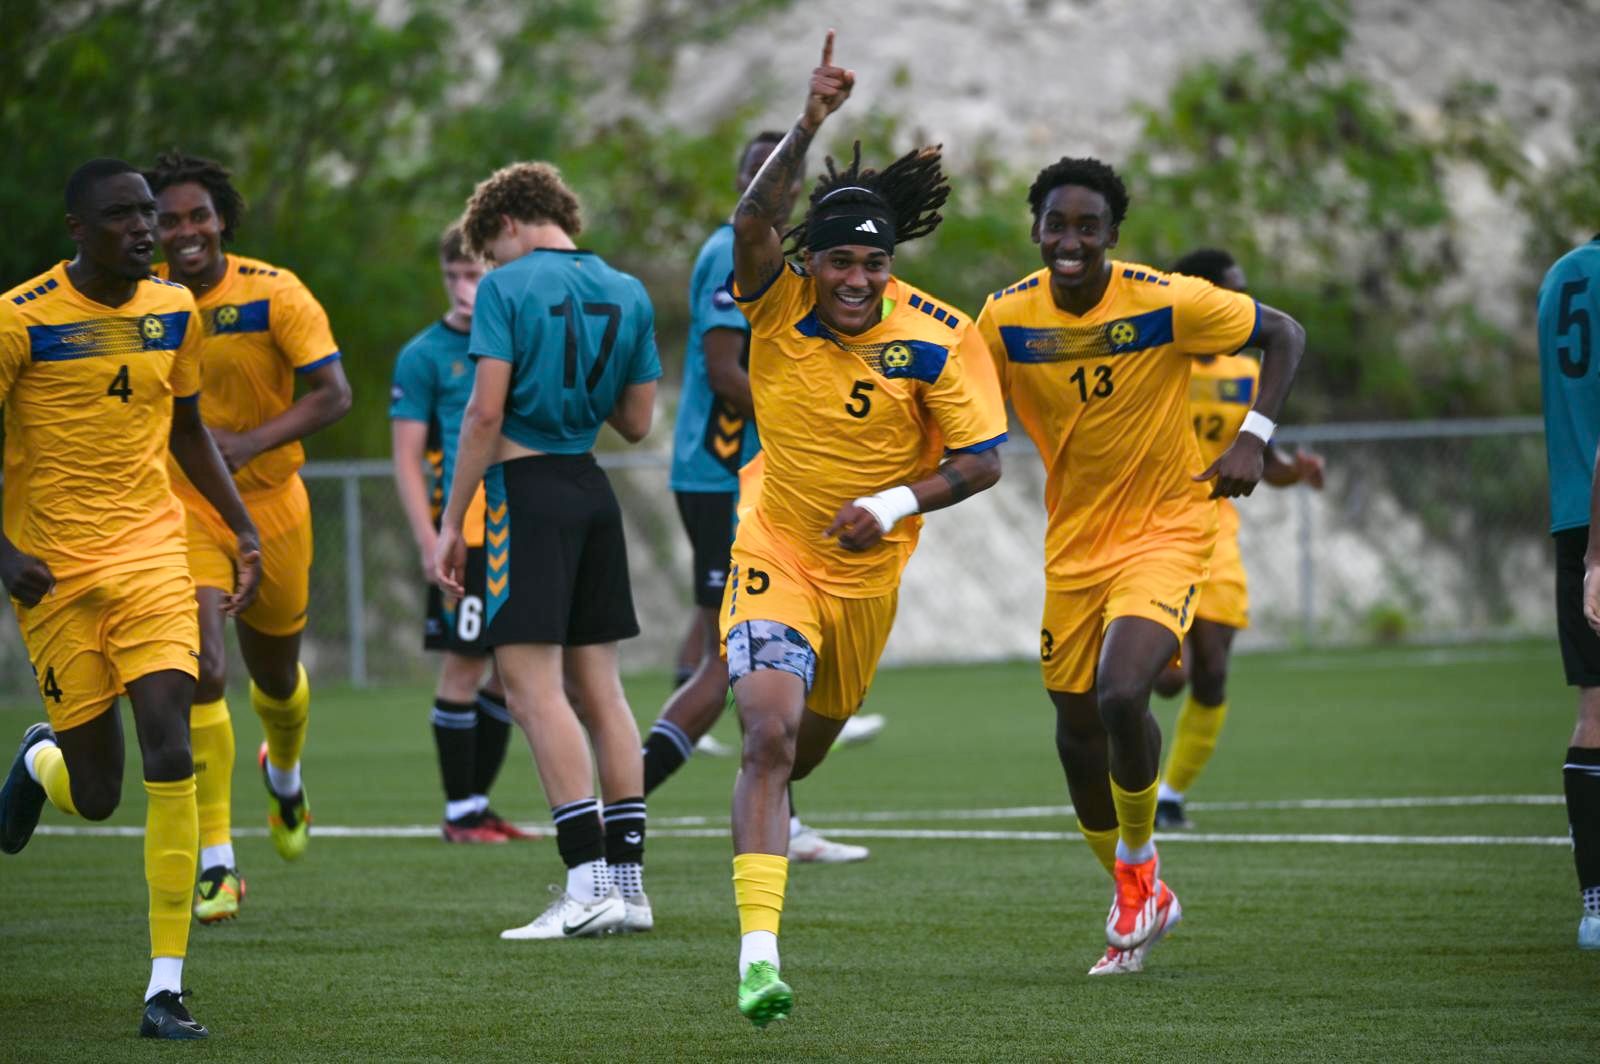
[0,262,202,581]
[157,253,340,501]
[976,263,1258,588]
[731,262,1007,597]
[1189,352,1261,539]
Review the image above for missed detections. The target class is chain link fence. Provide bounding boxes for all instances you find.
[0,417,1555,698]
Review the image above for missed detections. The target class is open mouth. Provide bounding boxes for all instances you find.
[1052,255,1087,279]
[130,239,155,262]
[834,289,872,311]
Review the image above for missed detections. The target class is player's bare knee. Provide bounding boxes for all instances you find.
[72,777,122,821]
[739,713,796,776]
[1095,679,1151,734]
[1152,666,1186,700]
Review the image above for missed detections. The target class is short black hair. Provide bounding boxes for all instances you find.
[65,158,141,215]
[739,130,785,170]
[1026,156,1129,226]
[144,152,247,242]
[1171,248,1237,286]
[785,141,949,255]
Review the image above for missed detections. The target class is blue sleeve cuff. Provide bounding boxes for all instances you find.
[1232,301,1262,353]
[295,351,342,375]
[729,267,781,305]
[174,391,201,404]
[946,432,1007,456]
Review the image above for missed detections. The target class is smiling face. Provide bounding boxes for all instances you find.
[155,181,227,286]
[69,172,159,282]
[1032,183,1118,307]
[808,243,891,335]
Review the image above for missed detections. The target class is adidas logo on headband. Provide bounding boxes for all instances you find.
[854,219,880,234]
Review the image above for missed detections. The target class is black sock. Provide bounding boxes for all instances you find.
[472,688,513,797]
[551,798,605,869]
[1564,746,1600,908]
[430,699,477,808]
[642,720,693,795]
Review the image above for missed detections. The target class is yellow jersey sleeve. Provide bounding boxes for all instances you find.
[732,261,812,338]
[974,299,1011,402]
[0,307,26,404]
[927,326,1008,452]
[271,273,340,371]
[1172,274,1258,356]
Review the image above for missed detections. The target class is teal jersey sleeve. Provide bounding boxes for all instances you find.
[1540,238,1600,533]
[389,328,438,422]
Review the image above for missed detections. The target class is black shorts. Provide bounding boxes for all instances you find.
[1555,526,1600,686]
[483,453,639,647]
[674,490,736,609]
[424,545,490,657]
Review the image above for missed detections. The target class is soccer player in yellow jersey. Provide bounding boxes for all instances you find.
[976,158,1307,976]
[145,153,352,921]
[0,158,261,1039]
[1152,248,1326,831]
[724,32,1007,1025]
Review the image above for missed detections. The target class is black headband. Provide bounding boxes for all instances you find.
[807,204,895,255]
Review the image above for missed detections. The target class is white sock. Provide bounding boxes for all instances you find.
[145,956,183,1002]
[445,798,479,822]
[1116,839,1157,865]
[200,843,235,871]
[469,794,490,814]
[23,739,57,783]
[266,760,301,798]
[566,858,610,903]
[789,815,804,839]
[613,861,644,898]
[739,930,780,977]
[1157,781,1183,803]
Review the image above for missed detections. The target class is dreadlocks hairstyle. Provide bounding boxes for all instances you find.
[460,161,583,258]
[783,141,950,256]
[143,152,247,242]
[1026,156,1129,227]
[1171,247,1237,287]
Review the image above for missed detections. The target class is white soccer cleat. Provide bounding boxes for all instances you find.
[500,885,624,940]
[835,713,886,747]
[1580,914,1600,950]
[694,734,735,757]
[788,826,869,863]
[1088,881,1181,976]
[621,892,654,933]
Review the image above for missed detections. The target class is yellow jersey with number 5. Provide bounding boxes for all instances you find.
[976,262,1258,588]
[1189,352,1261,539]
[731,262,1007,597]
[157,253,340,501]
[0,262,202,581]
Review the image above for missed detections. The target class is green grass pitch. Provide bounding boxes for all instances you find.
[1,640,1596,1062]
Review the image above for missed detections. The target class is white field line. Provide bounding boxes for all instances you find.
[34,793,1566,845]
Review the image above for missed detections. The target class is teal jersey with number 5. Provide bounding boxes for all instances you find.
[470,248,662,454]
[1539,237,1600,533]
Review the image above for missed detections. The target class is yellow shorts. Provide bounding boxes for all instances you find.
[15,564,199,732]
[1040,552,1207,694]
[719,547,898,721]
[1194,528,1250,629]
[185,475,313,637]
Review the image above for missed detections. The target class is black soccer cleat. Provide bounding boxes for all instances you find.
[1,723,55,855]
[1154,798,1191,831]
[139,989,208,1040]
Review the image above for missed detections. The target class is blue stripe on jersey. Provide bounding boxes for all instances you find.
[947,432,1007,455]
[1217,377,1255,403]
[1540,240,1600,533]
[1000,306,1175,363]
[880,339,949,384]
[28,310,190,361]
[295,351,342,374]
[210,298,270,335]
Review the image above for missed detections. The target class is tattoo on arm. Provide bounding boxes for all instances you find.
[937,462,971,504]
[735,121,815,225]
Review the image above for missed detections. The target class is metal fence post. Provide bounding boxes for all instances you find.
[343,472,367,687]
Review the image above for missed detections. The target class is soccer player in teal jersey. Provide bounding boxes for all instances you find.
[436,162,660,939]
[1542,232,1600,949]
[642,131,875,864]
[391,224,527,844]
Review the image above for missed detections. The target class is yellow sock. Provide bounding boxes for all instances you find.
[144,777,198,959]
[1076,819,1119,877]
[34,745,77,817]
[1110,777,1159,854]
[1163,696,1228,795]
[253,664,310,772]
[190,698,234,850]
[732,853,789,936]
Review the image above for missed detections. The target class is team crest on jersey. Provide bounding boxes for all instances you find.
[140,314,167,342]
[882,342,913,369]
[451,359,468,378]
[215,304,240,328]
[1107,320,1137,346]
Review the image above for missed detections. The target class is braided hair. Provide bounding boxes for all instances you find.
[784,141,949,256]
[143,152,246,242]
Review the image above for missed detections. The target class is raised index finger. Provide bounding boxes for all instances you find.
[821,29,834,67]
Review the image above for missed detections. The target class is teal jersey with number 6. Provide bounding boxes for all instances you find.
[470,248,662,454]
[1539,237,1600,534]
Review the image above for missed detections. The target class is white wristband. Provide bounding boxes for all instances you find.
[853,485,919,535]
[1239,410,1276,443]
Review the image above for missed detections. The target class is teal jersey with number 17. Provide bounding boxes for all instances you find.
[470,248,662,454]
[1539,237,1600,534]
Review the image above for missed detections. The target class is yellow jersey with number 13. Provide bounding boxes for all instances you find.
[0,262,202,581]
[976,262,1259,588]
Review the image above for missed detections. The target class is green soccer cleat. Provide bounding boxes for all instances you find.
[194,865,245,924]
[258,742,310,861]
[737,961,793,1028]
